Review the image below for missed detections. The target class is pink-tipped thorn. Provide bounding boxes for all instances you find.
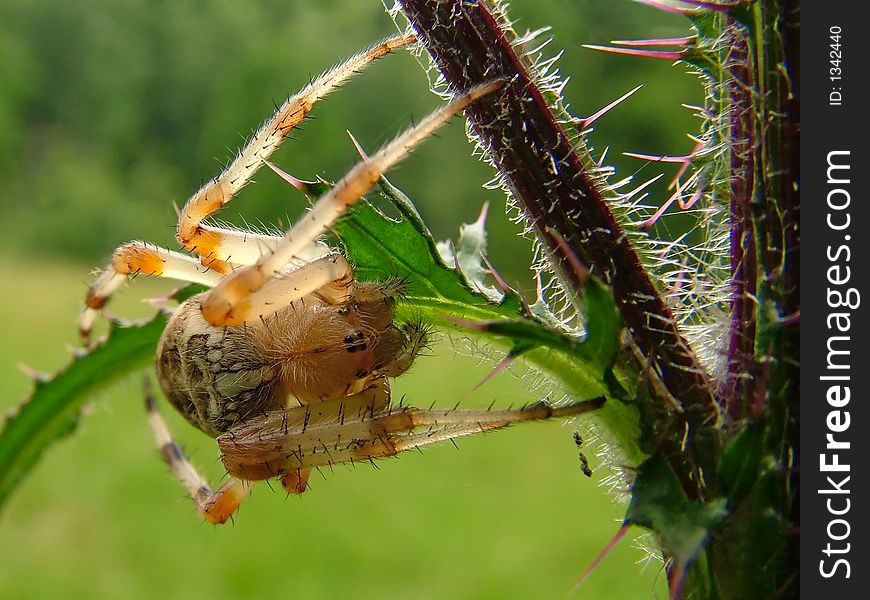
[573,523,630,592]
[460,353,517,402]
[670,140,705,188]
[676,182,704,212]
[545,227,589,283]
[346,130,370,160]
[610,36,694,47]
[637,0,734,15]
[579,85,642,129]
[671,0,734,13]
[634,0,692,15]
[468,202,511,294]
[263,160,317,194]
[481,254,515,296]
[474,201,490,229]
[625,149,702,195]
[640,172,704,228]
[582,44,683,61]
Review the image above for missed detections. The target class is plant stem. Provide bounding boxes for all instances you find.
[724,26,757,420]
[397,0,721,499]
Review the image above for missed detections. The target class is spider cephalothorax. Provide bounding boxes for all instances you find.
[81,35,601,523]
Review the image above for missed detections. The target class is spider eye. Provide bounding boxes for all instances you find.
[343,332,368,352]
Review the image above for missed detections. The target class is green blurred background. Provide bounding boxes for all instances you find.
[0,0,702,597]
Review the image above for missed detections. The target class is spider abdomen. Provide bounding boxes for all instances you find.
[156,293,283,436]
[156,285,419,437]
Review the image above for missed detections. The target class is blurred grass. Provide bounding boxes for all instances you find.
[0,258,666,598]
[0,0,700,597]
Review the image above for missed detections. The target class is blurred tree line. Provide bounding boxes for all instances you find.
[0,0,699,285]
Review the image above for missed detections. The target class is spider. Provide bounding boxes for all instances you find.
[79,35,602,524]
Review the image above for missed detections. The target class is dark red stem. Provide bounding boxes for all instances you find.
[724,28,758,420]
[397,0,721,497]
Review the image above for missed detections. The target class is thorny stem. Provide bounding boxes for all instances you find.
[757,0,801,574]
[397,0,720,499]
[724,26,757,420]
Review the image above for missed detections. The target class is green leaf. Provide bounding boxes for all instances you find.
[336,183,524,322]
[575,277,622,372]
[717,420,765,505]
[625,455,727,569]
[0,313,169,511]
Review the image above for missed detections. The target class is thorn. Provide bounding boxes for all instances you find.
[573,523,630,592]
[544,227,589,282]
[669,140,705,189]
[672,0,733,13]
[610,37,694,47]
[263,160,317,193]
[633,0,691,15]
[463,353,515,400]
[481,254,514,296]
[346,130,370,160]
[474,200,489,228]
[577,85,642,129]
[640,172,705,228]
[582,44,683,61]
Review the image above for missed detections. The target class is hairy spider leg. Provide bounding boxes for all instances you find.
[200,80,504,327]
[175,34,416,271]
[218,395,606,478]
[80,244,224,344]
[219,377,393,481]
[79,34,412,343]
[180,228,333,275]
[144,378,252,524]
[80,235,334,345]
